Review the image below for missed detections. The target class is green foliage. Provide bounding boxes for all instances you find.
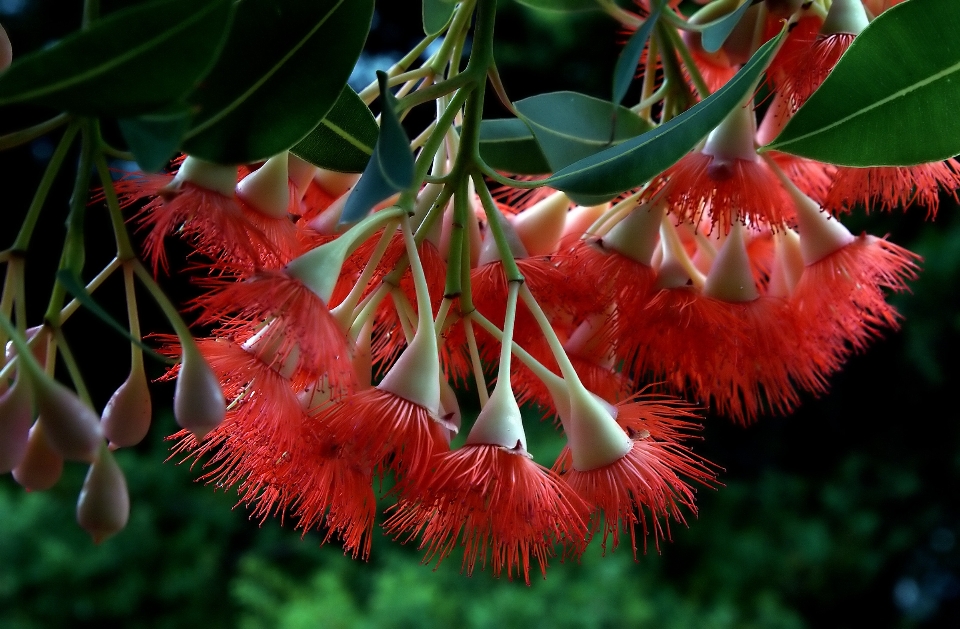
[341,72,415,223]
[423,0,457,36]
[612,0,662,106]
[514,91,653,171]
[0,0,233,117]
[765,0,960,165]
[291,87,379,174]
[700,0,754,53]
[547,27,784,205]
[118,106,193,173]
[181,0,374,165]
[477,119,552,175]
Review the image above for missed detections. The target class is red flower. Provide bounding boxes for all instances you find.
[555,437,711,557]
[824,161,960,218]
[385,444,589,583]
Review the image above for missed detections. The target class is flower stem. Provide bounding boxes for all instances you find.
[12,123,80,253]
[0,114,69,151]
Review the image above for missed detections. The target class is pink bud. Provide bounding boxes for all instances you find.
[101,367,152,449]
[0,375,32,473]
[5,325,49,366]
[76,447,129,544]
[29,372,103,463]
[13,421,64,491]
[0,23,11,72]
[174,341,225,441]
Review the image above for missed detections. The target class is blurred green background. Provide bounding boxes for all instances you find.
[2,1,959,627]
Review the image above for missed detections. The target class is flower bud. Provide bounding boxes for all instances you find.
[0,375,33,473]
[512,191,570,256]
[0,23,11,72]
[29,371,102,463]
[4,325,50,367]
[77,446,130,543]
[101,367,152,449]
[236,154,291,219]
[13,421,64,491]
[174,340,225,441]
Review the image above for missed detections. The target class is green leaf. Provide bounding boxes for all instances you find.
[55,271,172,365]
[290,87,378,173]
[0,0,233,117]
[182,0,374,165]
[764,0,960,166]
[478,118,552,175]
[118,105,193,173]
[701,0,755,54]
[513,0,599,11]
[515,91,652,172]
[340,72,414,224]
[612,0,663,106]
[547,27,785,205]
[423,0,456,36]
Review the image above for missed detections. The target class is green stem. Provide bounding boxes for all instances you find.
[474,160,546,189]
[444,180,467,300]
[358,35,440,104]
[83,0,99,27]
[470,310,563,392]
[122,263,144,373]
[132,260,195,342]
[52,326,92,405]
[472,172,523,283]
[58,257,121,323]
[413,87,472,188]
[43,121,93,324]
[518,283,582,390]
[92,126,136,261]
[662,22,710,100]
[457,180,478,312]
[12,123,80,252]
[595,0,642,27]
[428,0,478,75]
[398,72,474,111]
[0,114,69,151]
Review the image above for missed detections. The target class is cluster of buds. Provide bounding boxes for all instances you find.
[0,0,947,582]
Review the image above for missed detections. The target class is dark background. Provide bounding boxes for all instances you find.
[1,1,959,627]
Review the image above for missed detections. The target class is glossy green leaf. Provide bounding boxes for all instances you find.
[513,0,598,11]
[765,0,960,166]
[56,271,171,365]
[118,105,193,173]
[612,0,663,106]
[701,0,756,53]
[340,72,414,224]
[182,0,374,165]
[515,91,653,172]
[290,87,378,173]
[423,0,456,36]
[0,0,233,117]
[547,27,785,205]
[477,119,552,175]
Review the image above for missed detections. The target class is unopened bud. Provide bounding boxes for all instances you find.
[13,421,64,491]
[5,325,50,366]
[29,372,102,463]
[0,375,33,473]
[101,367,152,449]
[174,340,225,441]
[0,23,11,72]
[77,446,130,544]
[237,153,291,219]
[512,191,570,256]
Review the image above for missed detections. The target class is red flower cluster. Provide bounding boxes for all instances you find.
[108,0,934,582]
